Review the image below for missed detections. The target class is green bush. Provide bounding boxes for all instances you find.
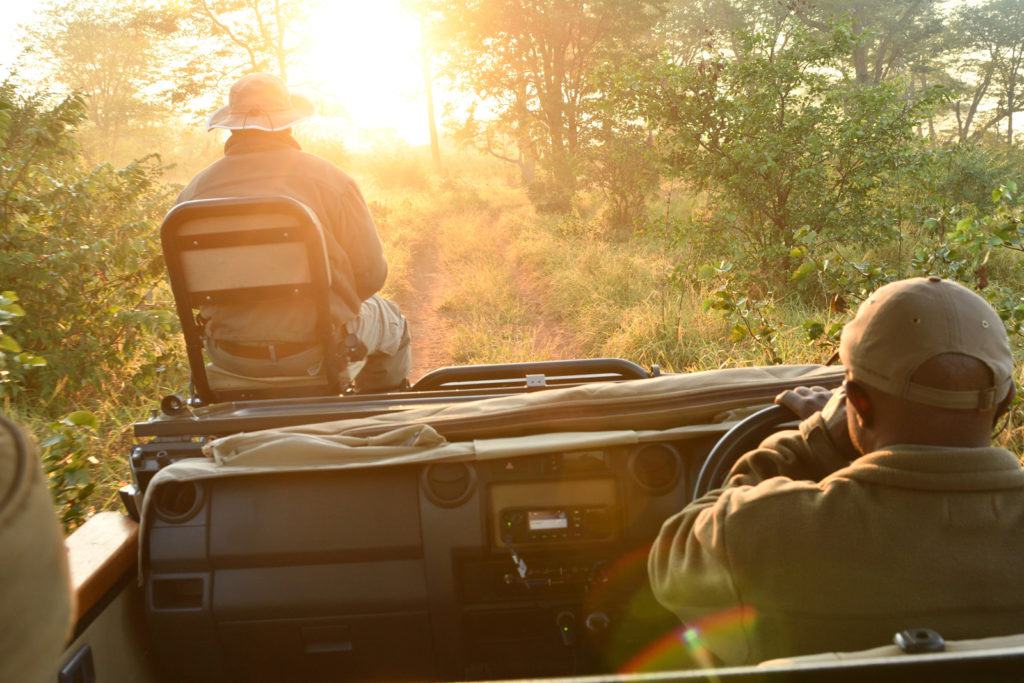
[40,410,99,532]
[0,290,47,398]
[0,81,180,414]
[0,80,183,527]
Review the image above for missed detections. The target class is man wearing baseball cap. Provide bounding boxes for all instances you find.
[649,277,1022,665]
[176,73,411,392]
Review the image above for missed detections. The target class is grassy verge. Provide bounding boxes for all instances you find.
[403,169,1024,454]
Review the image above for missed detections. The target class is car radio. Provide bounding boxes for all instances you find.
[499,506,614,544]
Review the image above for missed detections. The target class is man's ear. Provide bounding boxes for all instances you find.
[845,381,873,428]
[994,383,1017,427]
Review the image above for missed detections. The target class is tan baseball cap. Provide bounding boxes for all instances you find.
[839,277,1014,410]
[207,73,314,132]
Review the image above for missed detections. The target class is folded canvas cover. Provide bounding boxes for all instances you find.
[213,363,846,441]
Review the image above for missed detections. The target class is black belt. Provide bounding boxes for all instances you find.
[216,340,318,360]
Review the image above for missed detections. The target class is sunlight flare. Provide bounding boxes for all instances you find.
[294,1,428,147]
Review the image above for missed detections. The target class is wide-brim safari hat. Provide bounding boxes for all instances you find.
[207,72,314,132]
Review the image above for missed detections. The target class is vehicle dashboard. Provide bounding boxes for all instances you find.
[141,436,717,681]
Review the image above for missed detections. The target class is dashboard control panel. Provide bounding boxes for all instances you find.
[489,478,619,548]
[499,506,614,544]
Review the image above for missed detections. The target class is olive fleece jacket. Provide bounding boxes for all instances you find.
[648,412,1024,665]
[176,131,387,342]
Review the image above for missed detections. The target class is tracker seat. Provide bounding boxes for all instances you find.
[161,196,355,405]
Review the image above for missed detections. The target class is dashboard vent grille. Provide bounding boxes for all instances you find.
[630,444,680,494]
[422,462,476,507]
[153,481,203,523]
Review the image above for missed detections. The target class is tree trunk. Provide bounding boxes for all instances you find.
[920,75,937,143]
[541,36,574,211]
[273,0,287,81]
[537,82,573,209]
[851,19,870,84]
[420,37,442,173]
[959,61,995,143]
[512,81,535,186]
[546,139,575,212]
[519,150,536,186]
[1009,76,1016,148]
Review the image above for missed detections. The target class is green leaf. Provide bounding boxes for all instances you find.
[64,411,98,428]
[794,225,815,243]
[791,260,816,282]
[15,352,46,367]
[65,469,91,486]
[0,334,22,353]
[0,303,26,318]
[40,434,65,449]
[729,323,747,342]
[802,319,825,340]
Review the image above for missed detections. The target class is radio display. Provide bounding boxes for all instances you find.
[528,510,569,531]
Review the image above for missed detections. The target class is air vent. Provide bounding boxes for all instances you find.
[422,462,476,507]
[629,444,680,494]
[153,481,203,523]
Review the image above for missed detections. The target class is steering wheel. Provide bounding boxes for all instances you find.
[692,404,799,498]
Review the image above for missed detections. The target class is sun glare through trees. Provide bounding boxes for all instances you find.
[2,0,435,147]
[294,1,432,146]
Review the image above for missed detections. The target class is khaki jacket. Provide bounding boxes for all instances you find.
[648,412,1024,665]
[176,132,387,342]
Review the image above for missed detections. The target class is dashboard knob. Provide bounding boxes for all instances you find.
[585,612,610,634]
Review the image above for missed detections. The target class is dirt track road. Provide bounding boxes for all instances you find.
[401,238,452,382]
[392,195,577,384]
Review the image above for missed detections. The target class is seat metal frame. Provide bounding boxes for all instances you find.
[161,196,346,405]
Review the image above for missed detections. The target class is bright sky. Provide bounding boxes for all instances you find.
[0,0,437,148]
[0,3,42,68]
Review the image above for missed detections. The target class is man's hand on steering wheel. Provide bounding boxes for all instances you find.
[775,385,857,461]
[696,384,857,497]
[774,385,834,419]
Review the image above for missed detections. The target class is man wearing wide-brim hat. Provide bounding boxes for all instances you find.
[649,277,1023,665]
[177,73,411,392]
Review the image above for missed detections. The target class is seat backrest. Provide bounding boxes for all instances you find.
[161,196,345,405]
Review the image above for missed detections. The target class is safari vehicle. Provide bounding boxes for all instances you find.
[55,198,1024,682]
